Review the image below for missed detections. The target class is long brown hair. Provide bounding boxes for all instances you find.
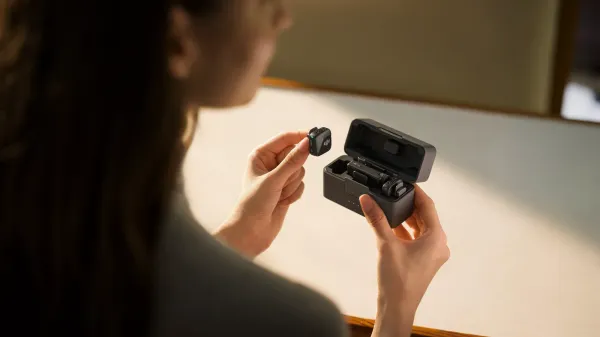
[0,1,217,336]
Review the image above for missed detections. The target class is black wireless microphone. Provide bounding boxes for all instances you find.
[307,127,332,156]
[346,160,389,186]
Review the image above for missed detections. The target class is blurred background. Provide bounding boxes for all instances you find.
[561,0,600,122]
[265,0,600,123]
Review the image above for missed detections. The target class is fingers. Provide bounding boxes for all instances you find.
[405,212,425,237]
[280,182,305,206]
[276,145,295,164]
[280,167,305,200]
[268,137,310,182]
[413,184,434,208]
[413,184,442,233]
[393,223,416,241]
[258,130,309,156]
[359,194,393,242]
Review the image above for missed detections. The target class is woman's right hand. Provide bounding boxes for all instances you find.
[359,185,450,337]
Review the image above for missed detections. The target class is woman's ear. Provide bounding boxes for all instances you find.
[167,6,198,80]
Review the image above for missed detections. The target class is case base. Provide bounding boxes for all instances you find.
[323,155,415,228]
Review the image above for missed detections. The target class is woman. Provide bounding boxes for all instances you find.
[0,1,450,337]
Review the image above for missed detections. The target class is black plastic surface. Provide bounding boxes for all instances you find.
[308,127,332,156]
[344,119,436,183]
[323,119,436,228]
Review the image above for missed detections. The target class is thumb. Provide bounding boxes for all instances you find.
[268,137,310,183]
[359,194,393,241]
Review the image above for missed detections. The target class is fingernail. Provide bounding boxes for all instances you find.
[359,194,373,212]
[297,138,309,152]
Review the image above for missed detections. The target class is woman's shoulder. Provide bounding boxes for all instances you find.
[150,192,349,337]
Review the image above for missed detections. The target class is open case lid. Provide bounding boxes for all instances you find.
[343,119,436,183]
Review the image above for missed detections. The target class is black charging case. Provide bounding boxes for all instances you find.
[323,118,436,228]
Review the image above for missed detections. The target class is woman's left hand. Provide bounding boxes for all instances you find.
[214,130,310,258]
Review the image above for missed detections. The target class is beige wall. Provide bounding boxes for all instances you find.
[184,87,600,337]
[267,0,560,113]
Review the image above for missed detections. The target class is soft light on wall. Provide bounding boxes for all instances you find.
[267,0,560,113]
